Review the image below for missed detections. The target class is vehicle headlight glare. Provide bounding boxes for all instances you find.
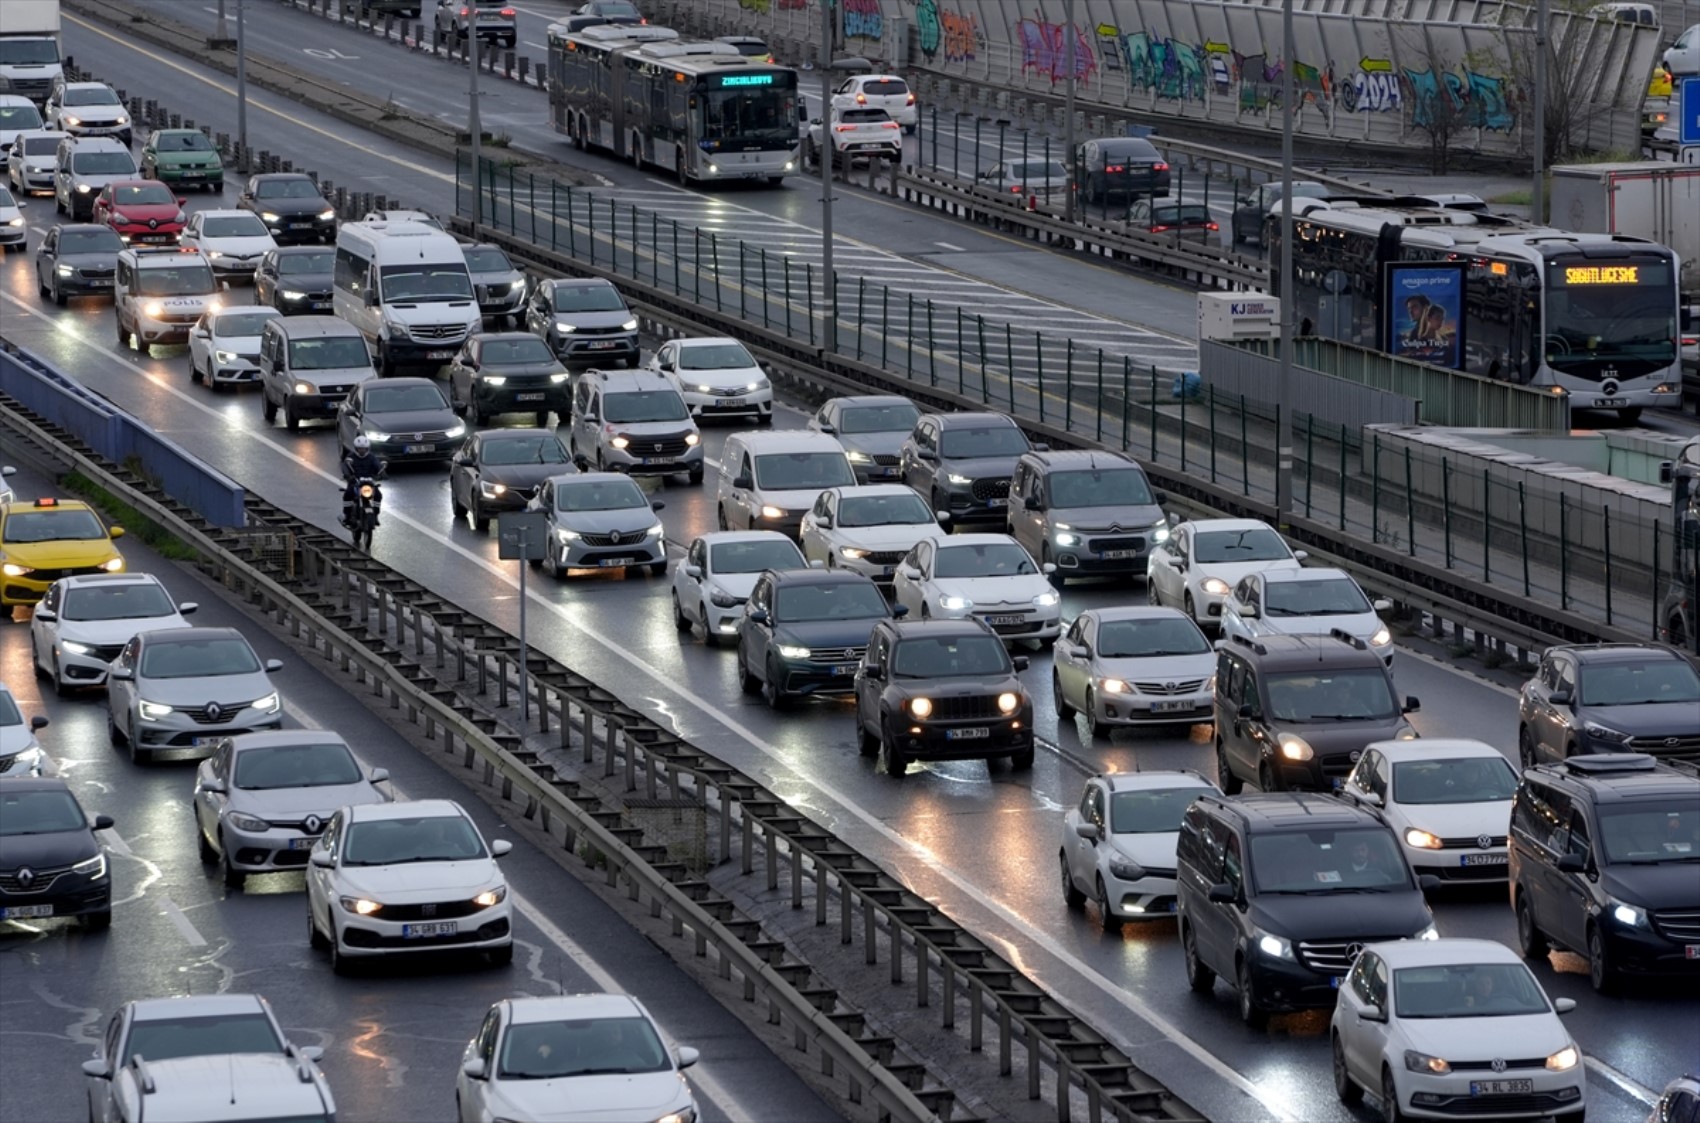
[61,640,96,655]
[1405,1050,1451,1074]
[1545,1046,1579,1072]
[317,209,336,221]
[938,595,972,610]
[138,699,174,720]
[1370,627,1392,647]
[446,423,467,438]
[143,300,163,317]
[610,436,630,450]
[341,896,382,916]
[946,473,972,485]
[1033,591,1060,607]
[293,381,312,394]
[1,563,31,577]
[1610,898,1647,928]
[845,450,871,463]
[556,528,580,541]
[759,506,786,520]
[480,375,506,386]
[839,547,869,560]
[1583,720,1632,743]
[365,428,390,441]
[997,692,1019,714]
[101,558,126,572]
[777,644,811,659]
[1416,923,1440,941]
[1276,733,1314,761]
[1150,521,1170,543]
[620,319,638,331]
[472,886,507,908]
[646,523,664,537]
[1100,678,1129,695]
[908,697,932,718]
[72,853,108,879]
[1257,932,1293,958]
[1405,828,1443,850]
[554,322,577,333]
[684,432,699,445]
[260,211,280,222]
[253,693,280,714]
[549,372,570,383]
[1200,577,1231,596]
[1054,532,1078,546]
[226,812,269,832]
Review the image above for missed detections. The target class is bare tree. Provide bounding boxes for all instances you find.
[1408,50,1475,173]
[1500,3,1622,162]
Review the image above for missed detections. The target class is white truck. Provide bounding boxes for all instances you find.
[0,0,63,104]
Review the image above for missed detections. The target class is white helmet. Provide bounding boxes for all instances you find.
[353,435,372,453]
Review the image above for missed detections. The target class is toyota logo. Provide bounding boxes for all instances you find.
[1478,834,1493,850]
[1345,942,1365,960]
[1165,682,1177,692]
[303,815,323,835]
[16,867,34,888]
[1490,1058,1507,1073]
[205,702,223,721]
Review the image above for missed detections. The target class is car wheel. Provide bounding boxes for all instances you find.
[762,656,789,710]
[1083,687,1104,741]
[1095,875,1119,932]
[329,924,353,975]
[1517,725,1537,770]
[1182,921,1215,992]
[1009,745,1034,769]
[262,395,278,423]
[487,943,514,967]
[128,732,149,765]
[83,909,112,931]
[880,719,908,778]
[1060,851,1085,909]
[701,604,721,648]
[218,833,245,889]
[1332,1033,1363,1104]
[647,558,667,578]
[1146,577,1162,606]
[1236,957,1268,1028]
[1052,670,1075,720]
[197,816,217,862]
[308,903,329,950]
[284,405,300,432]
[1381,1066,1407,1123]
[1587,923,1620,995]
[738,644,760,695]
[107,709,127,747]
[672,591,692,632]
[471,504,490,533]
[1183,591,1198,625]
[1514,890,1549,959]
[451,488,468,519]
[49,651,70,697]
[1216,737,1243,795]
[1258,759,1278,793]
[190,353,205,384]
[688,467,704,486]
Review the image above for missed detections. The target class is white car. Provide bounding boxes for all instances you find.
[646,336,774,423]
[1665,23,1699,75]
[0,94,45,154]
[306,798,514,973]
[1332,938,1585,1123]
[833,73,918,130]
[0,681,51,777]
[1341,739,1519,886]
[179,208,277,281]
[1146,517,1306,629]
[187,305,283,389]
[30,572,196,694]
[1060,770,1217,929]
[892,533,1061,644]
[0,464,14,505]
[1051,606,1217,738]
[7,128,67,196]
[672,530,807,646]
[1219,566,1395,666]
[45,82,131,145]
[365,208,444,230]
[799,484,946,583]
[457,994,699,1123]
[0,185,25,253]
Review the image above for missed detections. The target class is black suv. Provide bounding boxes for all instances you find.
[1509,753,1700,993]
[854,618,1034,777]
[1517,643,1700,769]
[1175,792,1437,1027]
[236,173,335,245]
[1214,631,1419,795]
[899,412,1040,528]
[738,569,897,710]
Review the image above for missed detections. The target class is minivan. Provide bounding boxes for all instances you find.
[258,315,376,431]
[569,370,703,484]
[332,219,481,375]
[716,431,856,538]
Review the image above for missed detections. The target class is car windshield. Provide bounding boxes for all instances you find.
[200,214,269,238]
[342,814,486,865]
[478,337,555,365]
[859,78,908,96]
[154,131,214,152]
[23,135,63,156]
[215,312,277,338]
[290,338,370,371]
[1597,803,1700,864]
[66,87,120,107]
[1392,963,1550,1018]
[464,247,514,272]
[277,250,332,275]
[125,1014,285,1063]
[934,542,1036,578]
[0,104,42,130]
[1007,160,1067,179]
[1266,669,1400,722]
[556,479,648,512]
[1250,827,1411,891]
[710,539,804,574]
[1392,757,1518,805]
[72,152,135,175]
[1578,658,1700,705]
[498,1015,669,1079]
[2,509,106,542]
[379,265,474,302]
[891,635,1011,677]
[679,342,756,370]
[255,178,320,199]
[940,425,1028,459]
[140,638,262,678]
[838,108,892,124]
[1048,468,1153,508]
[838,402,918,434]
[1264,576,1370,616]
[0,40,60,64]
[59,228,123,253]
[62,583,175,621]
[479,436,570,466]
[0,789,85,836]
[838,493,933,527]
[365,385,447,412]
[604,390,687,423]
[754,452,854,490]
[774,582,889,621]
[1109,787,1213,833]
[1095,617,1209,657]
[235,742,363,790]
[590,0,641,14]
[1193,527,1290,563]
[139,265,215,296]
[552,283,625,312]
[0,692,21,725]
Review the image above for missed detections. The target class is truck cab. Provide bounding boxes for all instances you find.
[0,0,64,105]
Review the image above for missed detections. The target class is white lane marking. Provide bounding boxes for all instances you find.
[1585,1056,1658,1106]
[523,40,548,51]
[102,829,134,858]
[161,897,207,947]
[934,241,965,252]
[1398,645,1520,699]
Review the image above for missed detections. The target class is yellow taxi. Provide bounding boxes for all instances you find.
[0,498,126,611]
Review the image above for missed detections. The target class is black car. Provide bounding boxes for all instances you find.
[1073,137,1170,207]
[446,332,571,426]
[738,569,897,709]
[1175,792,1437,1027]
[0,777,115,930]
[33,223,122,305]
[853,617,1035,777]
[335,377,467,464]
[449,429,575,532]
[236,173,335,245]
[899,412,1039,528]
[253,246,334,314]
[1510,753,1700,993]
[1518,643,1700,769]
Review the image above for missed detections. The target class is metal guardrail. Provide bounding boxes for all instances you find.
[1198,340,1416,427]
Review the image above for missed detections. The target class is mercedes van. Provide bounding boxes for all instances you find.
[332,220,481,375]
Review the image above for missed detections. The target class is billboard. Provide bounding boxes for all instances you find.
[1382,263,1465,370]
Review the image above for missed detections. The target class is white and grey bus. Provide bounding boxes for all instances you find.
[546,23,801,186]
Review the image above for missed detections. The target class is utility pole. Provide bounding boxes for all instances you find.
[1064,0,1077,223]
[470,22,483,226]
[236,0,248,153]
[215,0,230,44]
[1276,0,1296,522]
[820,0,836,356]
[1531,0,1549,224]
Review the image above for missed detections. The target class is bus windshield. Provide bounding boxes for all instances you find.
[1543,256,1677,378]
[701,85,797,145]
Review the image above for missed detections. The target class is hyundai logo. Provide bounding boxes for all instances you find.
[205,702,223,721]
[1490,1058,1507,1073]
[1478,834,1493,850]
[16,867,34,888]
[1667,737,1681,747]
[303,815,323,835]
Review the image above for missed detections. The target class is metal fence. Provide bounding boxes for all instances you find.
[1198,340,1417,427]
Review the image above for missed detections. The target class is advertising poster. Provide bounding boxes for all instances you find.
[1383,264,1465,370]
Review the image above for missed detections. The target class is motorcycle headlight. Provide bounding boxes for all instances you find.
[908,697,933,718]
[1276,732,1314,761]
[1200,576,1231,596]
[777,645,811,659]
[253,693,281,714]
[1404,828,1443,850]
[620,318,638,331]
[226,812,270,832]
[938,595,973,611]
[137,699,174,720]
[1405,1050,1451,1075]
[997,692,1020,714]
[1545,1046,1580,1072]
[1370,627,1392,647]
[72,853,108,879]
[554,321,578,333]
[946,473,973,485]
[1608,897,1647,928]
[340,896,382,916]
[1583,720,1632,744]
[1033,591,1060,607]
[472,885,507,908]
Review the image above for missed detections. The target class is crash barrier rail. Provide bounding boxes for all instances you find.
[0,390,1208,1123]
[0,342,247,528]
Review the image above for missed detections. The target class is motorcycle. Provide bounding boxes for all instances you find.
[346,476,382,551]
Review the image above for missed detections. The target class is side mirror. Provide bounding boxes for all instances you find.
[1155,490,1169,504]
[1023,495,1041,511]
[491,839,513,858]
[1237,702,1258,720]
[916,448,937,462]
[365,289,379,307]
[1556,853,1586,873]
[109,526,125,539]
[748,609,769,625]
[179,602,199,615]
[1206,882,1236,903]
[808,559,826,570]
[935,511,951,523]
[264,658,284,672]
[29,715,48,731]
[864,663,884,681]
[582,411,599,422]
[1032,442,1050,452]
[816,423,836,435]
[650,501,665,512]
[1240,604,1260,619]
[891,603,908,617]
[684,564,703,579]
[1012,655,1029,671]
[1403,696,1420,714]
[1355,790,1383,808]
[732,475,753,490]
[460,1057,486,1080]
[109,666,133,681]
[1041,562,1057,575]
[299,1046,324,1063]
[82,1059,110,1080]
[309,850,335,868]
[93,814,115,831]
[1293,550,1308,561]
[1373,597,1393,613]
[1548,690,1573,708]
[176,197,187,207]
[1076,642,1092,658]
[816,514,833,528]
[676,1046,700,1070]
[1554,997,1576,1014]
[1074,822,1101,841]
[200,777,227,794]
[369,767,389,784]
[1358,1004,1386,1023]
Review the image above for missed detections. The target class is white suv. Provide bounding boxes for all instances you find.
[114,246,221,350]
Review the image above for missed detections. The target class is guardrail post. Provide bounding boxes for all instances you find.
[1405,447,1416,556]
[783,258,793,337]
[970,982,984,1051]
[1370,433,1381,541]
[951,113,960,178]
[766,827,779,892]
[1207,383,1217,482]
[998,1005,1012,1075]
[1094,352,1105,442]
[741,810,754,875]
[1603,507,1613,624]
[1651,522,1661,640]
[906,295,916,380]
[1034,334,1045,422]
[926,300,938,387]
[955,306,965,395]
[710,233,723,313]
[1064,340,1075,432]
[855,278,867,363]
[804,264,814,345]
[1339,425,1349,532]
[841,877,854,944]
[738,244,747,322]
[1443,458,1454,567]
[1121,357,1132,448]
[1482,468,1492,585]
[1178,374,1188,473]
[1517,481,1530,596]
[864,892,877,964]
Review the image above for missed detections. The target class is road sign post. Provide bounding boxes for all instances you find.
[1680,76,1700,165]
[497,512,548,723]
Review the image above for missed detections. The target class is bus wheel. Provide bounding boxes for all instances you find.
[631,134,644,168]
[577,115,589,150]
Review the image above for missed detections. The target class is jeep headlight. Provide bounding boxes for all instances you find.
[1276,732,1314,761]
[997,692,1020,714]
[907,697,933,718]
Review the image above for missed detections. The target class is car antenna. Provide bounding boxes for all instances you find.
[227,1053,237,1105]
[558,953,567,996]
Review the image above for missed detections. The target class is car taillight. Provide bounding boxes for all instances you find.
[499,6,514,13]
[1149,224,1169,233]
[881,121,899,129]
[459,5,470,14]
[905,93,916,105]
[1105,164,1125,173]
[1009,184,1024,193]
[835,124,855,132]
[1154,161,1169,171]
[1206,222,1219,231]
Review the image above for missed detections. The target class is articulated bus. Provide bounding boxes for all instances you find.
[1269,199,1684,420]
[546,23,801,186]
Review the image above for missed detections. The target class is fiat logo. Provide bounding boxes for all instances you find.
[1490,1058,1507,1073]
[1478,834,1493,849]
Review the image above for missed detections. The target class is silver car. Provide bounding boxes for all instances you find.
[463,243,527,325]
[529,472,667,579]
[807,395,920,483]
[106,627,285,763]
[976,158,1070,203]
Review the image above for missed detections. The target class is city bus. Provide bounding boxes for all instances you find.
[1269,198,1684,420]
[546,23,802,186]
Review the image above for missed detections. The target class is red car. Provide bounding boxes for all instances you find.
[91,180,187,246]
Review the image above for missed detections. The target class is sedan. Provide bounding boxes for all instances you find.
[892,534,1061,644]
[807,394,920,483]
[1341,739,1519,886]
[236,172,335,245]
[188,306,284,389]
[1060,770,1217,929]
[138,127,224,191]
[1220,566,1395,665]
[0,186,24,253]
[336,378,467,464]
[30,571,197,694]
[976,159,1070,203]
[1146,517,1306,629]
[449,429,575,533]
[306,799,514,974]
[179,208,278,281]
[0,778,113,929]
[1127,200,1218,244]
[45,82,131,145]
[446,332,571,426]
[737,568,896,709]
[0,95,44,153]
[1332,939,1584,1123]
[9,128,68,196]
[647,336,773,423]
[673,531,808,646]
[1051,606,1217,738]
[90,179,185,245]
[33,222,122,305]
[194,731,390,888]
[106,627,285,763]
[253,246,335,314]
[457,995,698,1123]
[530,472,666,578]
[0,682,51,777]
[800,484,946,584]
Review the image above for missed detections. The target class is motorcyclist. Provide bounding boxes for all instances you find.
[341,435,386,529]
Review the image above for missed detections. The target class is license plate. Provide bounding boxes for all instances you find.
[986,497,1008,507]
[1101,549,1140,559]
[182,171,203,178]
[190,737,214,747]
[1329,976,1343,989]
[715,397,745,407]
[403,443,433,454]
[946,726,990,740]
[289,222,311,229]
[1470,1080,1534,1096]
[588,341,619,349]
[287,837,316,850]
[598,557,634,567]
[641,457,673,465]
[1461,853,1508,866]
[987,614,1026,625]
[426,350,454,361]
[1151,699,1192,712]
[876,467,898,477]
[831,664,856,676]
[880,565,895,577]
[139,235,171,244]
[311,301,331,311]
[402,921,458,938]
[90,279,113,287]
[515,392,546,402]
[1,904,54,919]
[1594,397,1627,407]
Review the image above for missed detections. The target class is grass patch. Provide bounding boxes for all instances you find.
[1489,188,1532,205]
[60,471,201,563]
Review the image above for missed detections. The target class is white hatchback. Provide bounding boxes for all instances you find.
[1060,770,1217,928]
[1219,565,1395,666]
[647,336,774,423]
[833,74,918,130]
[1146,517,1306,629]
[179,208,277,280]
[892,533,1061,643]
[188,305,283,388]
[672,531,807,645]
[1341,739,1519,886]
[799,484,946,583]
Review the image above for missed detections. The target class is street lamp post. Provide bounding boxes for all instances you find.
[236,0,248,155]
[1531,0,1549,224]
[470,25,483,226]
[816,0,870,358]
[1275,0,1296,522]
[1064,0,1077,223]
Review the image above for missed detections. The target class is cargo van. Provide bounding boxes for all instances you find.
[331,220,481,375]
[258,315,376,431]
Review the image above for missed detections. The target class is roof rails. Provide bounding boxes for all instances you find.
[1558,753,1658,775]
[1227,633,1266,655]
[1329,628,1368,650]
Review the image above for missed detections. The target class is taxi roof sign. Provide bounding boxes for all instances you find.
[34,497,58,507]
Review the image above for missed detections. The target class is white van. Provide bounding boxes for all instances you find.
[331,220,481,375]
[715,430,856,539]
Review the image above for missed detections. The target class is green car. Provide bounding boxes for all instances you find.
[139,128,224,191]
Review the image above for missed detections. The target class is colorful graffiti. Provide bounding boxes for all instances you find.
[1340,57,1401,113]
[1122,31,1209,102]
[1404,66,1516,131]
[1231,53,1332,118]
[1016,16,1095,84]
[917,0,980,63]
[1096,23,1123,72]
[843,0,882,42]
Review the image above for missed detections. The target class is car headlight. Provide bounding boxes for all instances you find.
[610,436,630,450]
[684,432,700,445]
[997,692,1020,714]
[1395,722,1419,741]
[56,264,75,275]
[1054,532,1079,546]
[759,506,787,520]
[696,383,714,393]
[554,321,578,333]
[204,250,222,259]
[839,547,869,560]
[1150,519,1170,543]
[4,216,22,228]
[385,322,410,340]
[777,644,811,659]
[76,183,92,193]
[938,595,973,611]
[1108,857,1146,881]
[1200,576,1231,596]
[1545,1046,1580,1072]
[472,885,507,908]
[7,746,46,775]
[1608,897,1647,928]
[946,473,973,485]
[280,290,307,300]
[260,211,281,222]
[845,450,872,463]
[1583,720,1632,743]
[1405,1050,1451,1075]
[1405,828,1443,850]
[143,300,164,317]
[101,558,125,572]
[1370,626,1392,647]
[114,115,129,126]
[708,590,744,609]
[110,211,131,225]
[747,380,767,391]
[71,853,107,879]
[226,812,270,832]
[653,1110,697,1123]
[365,428,390,441]
[1276,732,1314,761]
[1032,591,1060,607]
[1416,923,1440,941]
[60,640,97,656]
[618,318,638,331]
[214,349,238,365]
[908,697,933,718]
[646,523,664,538]
[550,373,570,384]
[556,528,580,541]
[137,699,174,720]
[446,423,467,438]
[481,375,507,386]
[481,482,508,497]
[339,896,382,916]
[293,381,313,395]
[64,115,82,128]
[1255,929,1294,959]
[252,693,280,714]
[0,563,31,577]
[1100,678,1130,694]
[317,209,335,221]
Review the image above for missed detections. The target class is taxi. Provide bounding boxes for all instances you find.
[0,498,126,611]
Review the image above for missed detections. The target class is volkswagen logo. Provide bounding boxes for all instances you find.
[1490,1058,1507,1073]
[205,702,223,721]
[1345,942,1365,960]
[1478,834,1493,850]
[842,649,857,661]
[16,867,34,888]
[303,815,323,835]
[411,433,423,442]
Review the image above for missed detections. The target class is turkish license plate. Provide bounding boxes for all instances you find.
[287,837,316,850]
[946,726,989,740]
[1470,1080,1534,1096]
[1594,397,1627,407]
[831,664,857,676]
[138,234,171,244]
[588,340,619,349]
[402,921,458,938]
[986,497,1008,507]
[987,614,1026,625]
[515,392,546,402]
[598,557,634,567]
[181,171,204,178]
[880,565,896,577]
[1,904,54,919]
[1151,699,1192,712]
[311,301,331,311]
[1101,549,1140,559]
[426,350,454,361]
[289,222,311,229]
[403,443,433,454]
[90,278,114,287]
[1329,976,1343,989]
[641,457,674,465]
[1461,853,1508,866]
[715,397,745,407]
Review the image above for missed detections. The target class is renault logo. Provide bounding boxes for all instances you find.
[1490,1058,1507,1073]
[205,702,223,721]
[16,867,34,888]
[1478,834,1493,850]
[148,218,158,229]
[303,815,323,835]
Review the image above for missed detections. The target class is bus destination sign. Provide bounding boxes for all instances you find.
[1562,265,1639,285]
[715,73,776,87]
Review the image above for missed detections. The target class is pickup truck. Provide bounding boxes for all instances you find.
[804,106,901,168]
